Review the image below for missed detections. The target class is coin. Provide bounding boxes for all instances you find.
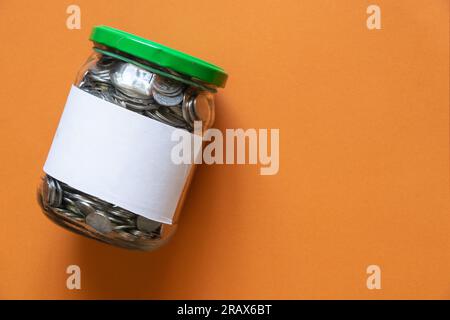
[136,216,161,233]
[66,192,98,207]
[89,69,110,83]
[153,109,186,128]
[41,176,50,206]
[193,93,214,128]
[86,211,113,234]
[152,90,183,107]
[75,200,96,216]
[54,178,63,207]
[116,230,139,241]
[110,62,154,98]
[47,177,55,204]
[187,95,197,124]
[182,91,194,126]
[130,229,153,239]
[109,207,135,220]
[152,75,183,95]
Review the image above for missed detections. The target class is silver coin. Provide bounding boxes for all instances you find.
[86,211,113,234]
[109,207,135,220]
[53,179,63,207]
[152,90,183,107]
[136,216,161,233]
[65,203,83,216]
[89,72,110,83]
[113,87,153,104]
[51,207,72,216]
[168,105,184,118]
[47,177,57,206]
[187,95,197,124]
[116,230,139,241]
[63,197,77,207]
[41,177,50,206]
[113,225,134,231]
[155,109,186,128]
[193,93,214,128]
[51,207,84,222]
[125,100,157,112]
[106,215,130,225]
[75,200,96,216]
[66,192,99,207]
[153,75,183,95]
[181,92,193,125]
[129,229,153,239]
[156,86,183,98]
[110,62,154,98]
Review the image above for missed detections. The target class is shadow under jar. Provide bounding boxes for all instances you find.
[37,26,228,250]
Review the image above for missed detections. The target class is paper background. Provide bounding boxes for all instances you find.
[0,0,448,299]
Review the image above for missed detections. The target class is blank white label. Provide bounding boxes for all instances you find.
[44,85,194,224]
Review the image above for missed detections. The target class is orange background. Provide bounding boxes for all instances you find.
[0,0,449,299]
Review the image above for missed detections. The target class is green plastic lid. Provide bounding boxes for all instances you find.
[90,25,227,88]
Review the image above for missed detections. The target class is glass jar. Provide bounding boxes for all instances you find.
[37,26,227,250]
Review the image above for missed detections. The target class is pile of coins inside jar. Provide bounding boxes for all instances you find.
[39,175,165,249]
[77,54,214,132]
[38,52,217,249]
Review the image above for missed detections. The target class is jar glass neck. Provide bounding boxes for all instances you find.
[93,44,217,93]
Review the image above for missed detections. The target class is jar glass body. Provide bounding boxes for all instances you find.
[37,44,216,250]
